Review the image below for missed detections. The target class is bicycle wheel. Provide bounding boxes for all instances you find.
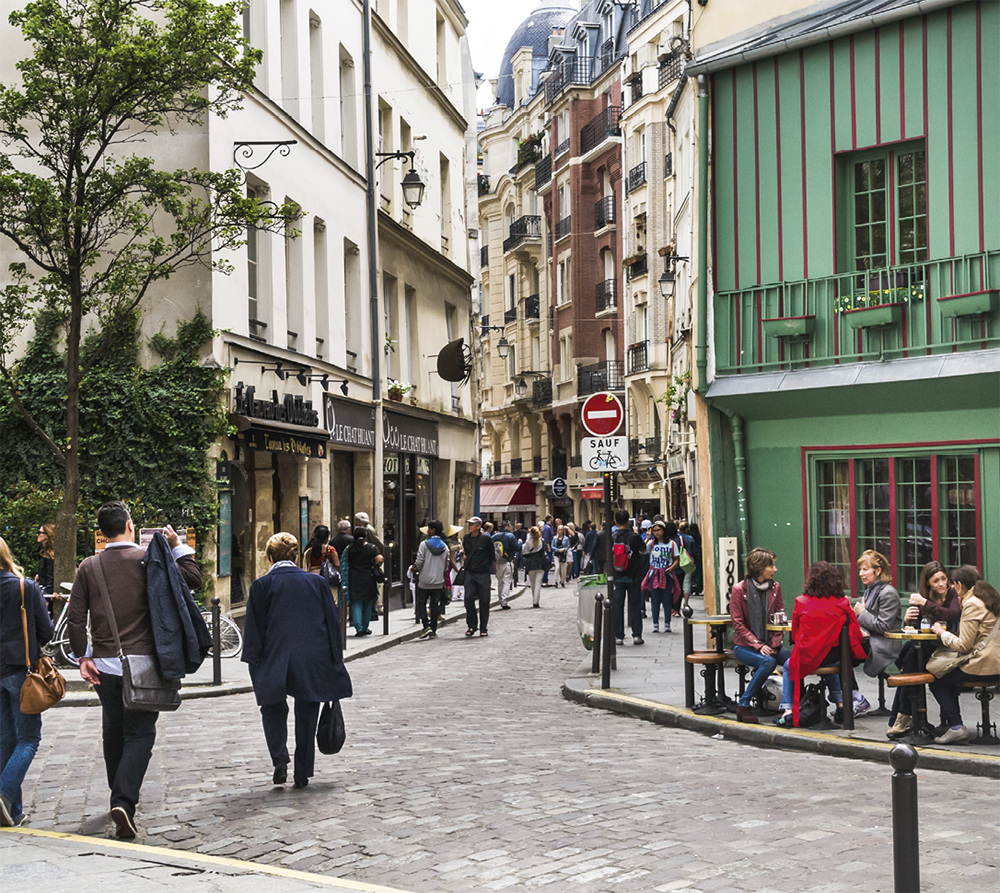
[202,611,243,658]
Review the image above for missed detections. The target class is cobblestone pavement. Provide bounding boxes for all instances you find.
[22,586,999,892]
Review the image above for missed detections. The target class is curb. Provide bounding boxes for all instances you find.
[562,679,1000,779]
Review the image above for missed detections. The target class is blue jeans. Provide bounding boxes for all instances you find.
[780,656,843,710]
[650,587,671,627]
[1,670,43,822]
[733,644,791,707]
[571,551,581,578]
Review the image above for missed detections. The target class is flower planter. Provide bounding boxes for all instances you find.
[762,316,815,339]
[843,302,903,330]
[937,290,998,318]
[387,392,404,402]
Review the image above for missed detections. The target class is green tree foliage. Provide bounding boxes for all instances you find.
[0,310,228,584]
[0,0,298,583]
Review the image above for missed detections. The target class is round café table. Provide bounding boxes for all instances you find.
[886,629,941,740]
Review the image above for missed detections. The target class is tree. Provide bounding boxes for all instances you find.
[0,0,296,586]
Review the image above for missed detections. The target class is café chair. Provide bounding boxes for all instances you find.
[887,671,936,735]
[961,676,1000,745]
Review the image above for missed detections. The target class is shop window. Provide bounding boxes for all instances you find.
[812,450,979,595]
[846,144,926,271]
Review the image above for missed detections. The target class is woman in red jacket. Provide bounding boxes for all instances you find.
[775,561,866,727]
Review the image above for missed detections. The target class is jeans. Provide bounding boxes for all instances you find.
[571,551,581,578]
[929,667,982,728]
[1,670,43,822]
[351,598,374,633]
[260,698,321,783]
[733,644,792,707]
[613,579,642,640]
[416,588,443,631]
[780,646,852,710]
[650,587,671,627]
[464,572,492,632]
[95,672,158,816]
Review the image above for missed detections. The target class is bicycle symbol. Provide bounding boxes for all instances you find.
[588,450,621,470]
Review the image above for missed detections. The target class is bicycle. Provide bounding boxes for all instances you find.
[200,610,243,658]
[42,589,82,667]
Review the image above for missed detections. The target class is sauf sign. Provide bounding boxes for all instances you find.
[580,393,629,471]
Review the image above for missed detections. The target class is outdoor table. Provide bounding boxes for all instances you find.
[686,616,733,713]
[886,629,940,741]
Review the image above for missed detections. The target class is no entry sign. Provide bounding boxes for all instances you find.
[580,392,624,437]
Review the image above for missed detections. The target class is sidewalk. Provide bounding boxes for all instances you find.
[57,583,520,707]
[562,586,1000,779]
[0,827,417,893]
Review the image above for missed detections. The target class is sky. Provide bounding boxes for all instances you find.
[463,0,552,112]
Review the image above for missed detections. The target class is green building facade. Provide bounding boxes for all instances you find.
[694,0,999,603]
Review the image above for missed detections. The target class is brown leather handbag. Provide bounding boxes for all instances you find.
[19,577,66,714]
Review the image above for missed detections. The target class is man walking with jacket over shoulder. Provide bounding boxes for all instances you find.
[68,501,202,840]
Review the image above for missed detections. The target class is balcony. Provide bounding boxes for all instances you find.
[664,153,673,178]
[555,215,571,241]
[504,306,517,324]
[626,161,647,194]
[533,455,542,473]
[629,77,643,106]
[625,254,648,281]
[713,252,1000,375]
[532,377,553,408]
[493,460,502,476]
[503,215,542,253]
[524,294,540,320]
[535,154,552,190]
[596,279,617,313]
[595,38,619,78]
[629,438,640,461]
[480,245,488,268]
[555,137,570,157]
[480,314,489,336]
[627,341,649,374]
[578,361,625,396]
[580,106,621,155]
[644,436,661,458]
[595,195,615,231]
[510,457,523,474]
[658,53,684,91]
[478,173,491,196]
[544,55,595,105]
[512,139,542,174]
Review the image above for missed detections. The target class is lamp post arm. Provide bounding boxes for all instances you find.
[375,150,416,172]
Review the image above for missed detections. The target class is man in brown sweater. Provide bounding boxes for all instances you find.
[68,501,201,839]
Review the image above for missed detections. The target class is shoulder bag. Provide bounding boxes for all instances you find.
[678,537,696,574]
[925,616,1000,679]
[19,577,66,714]
[93,554,181,712]
[317,700,346,754]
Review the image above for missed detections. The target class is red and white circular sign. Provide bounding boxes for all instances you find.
[580,392,624,437]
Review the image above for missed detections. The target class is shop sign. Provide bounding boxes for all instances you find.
[718,537,739,615]
[246,428,327,458]
[324,395,376,449]
[235,383,319,428]
[384,411,438,457]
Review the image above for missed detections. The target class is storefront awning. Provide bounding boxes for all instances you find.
[479,479,537,512]
[581,486,604,499]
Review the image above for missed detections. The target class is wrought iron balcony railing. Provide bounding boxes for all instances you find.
[555,215,571,241]
[480,245,488,268]
[596,279,617,313]
[658,53,684,91]
[626,161,647,194]
[630,77,643,105]
[664,152,673,178]
[524,294,540,320]
[503,215,542,253]
[626,255,648,281]
[504,306,517,324]
[545,55,595,105]
[478,173,491,195]
[627,341,649,374]
[510,457,523,474]
[595,195,615,230]
[556,137,570,157]
[580,106,621,155]
[532,377,552,407]
[534,154,552,190]
[577,361,625,396]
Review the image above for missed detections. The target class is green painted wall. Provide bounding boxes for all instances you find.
[712,3,1000,293]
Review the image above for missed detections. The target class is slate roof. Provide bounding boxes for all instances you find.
[494,0,578,108]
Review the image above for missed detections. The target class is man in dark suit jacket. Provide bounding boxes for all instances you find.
[69,501,201,840]
[242,532,353,789]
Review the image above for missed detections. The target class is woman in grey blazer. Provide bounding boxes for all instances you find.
[853,549,904,679]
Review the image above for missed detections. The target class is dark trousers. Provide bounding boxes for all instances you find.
[417,588,443,631]
[464,572,492,632]
[613,578,642,639]
[95,672,158,817]
[260,699,321,783]
[929,667,982,728]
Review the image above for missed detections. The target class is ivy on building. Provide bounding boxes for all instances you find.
[0,309,228,584]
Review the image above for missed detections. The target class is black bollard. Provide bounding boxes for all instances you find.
[839,623,854,730]
[682,604,695,708]
[591,591,603,675]
[889,743,920,893]
[601,595,613,689]
[211,596,222,686]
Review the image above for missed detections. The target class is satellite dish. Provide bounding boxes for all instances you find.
[437,338,473,384]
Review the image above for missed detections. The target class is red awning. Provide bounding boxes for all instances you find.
[581,486,604,499]
[479,479,537,512]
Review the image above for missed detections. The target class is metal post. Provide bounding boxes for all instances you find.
[383,555,391,635]
[683,604,695,708]
[340,585,348,648]
[591,591,603,674]
[601,595,614,689]
[211,596,221,687]
[889,744,920,893]
[839,623,854,730]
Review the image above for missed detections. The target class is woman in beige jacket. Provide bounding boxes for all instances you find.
[927,573,1000,745]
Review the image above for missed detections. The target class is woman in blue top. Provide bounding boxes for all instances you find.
[647,521,679,633]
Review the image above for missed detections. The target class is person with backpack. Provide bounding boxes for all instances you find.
[492,520,520,609]
[412,520,458,638]
[611,510,646,645]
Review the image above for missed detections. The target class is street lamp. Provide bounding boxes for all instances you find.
[376,150,425,209]
[515,377,527,398]
[496,336,510,359]
[659,249,689,298]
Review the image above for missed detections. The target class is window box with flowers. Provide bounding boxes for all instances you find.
[386,380,413,401]
[655,371,691,425]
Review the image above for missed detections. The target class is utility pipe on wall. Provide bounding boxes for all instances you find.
[695,74,709,394]
[720,407,750,560]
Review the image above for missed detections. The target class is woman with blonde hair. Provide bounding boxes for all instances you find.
[34,524,55,595]
[522,526,547,607]
[851,549,903,715]
[0,536,54,825]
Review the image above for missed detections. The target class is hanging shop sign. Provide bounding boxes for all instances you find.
[234,382,320,428]
[324,395,377,450]
[384,411,438,457]
[245,428,327,458]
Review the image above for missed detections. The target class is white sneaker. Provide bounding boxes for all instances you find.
[853,695,872,717]
[652,624,659,633]
[933,724,970,745]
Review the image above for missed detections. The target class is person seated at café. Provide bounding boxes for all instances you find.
[775,561,866,728]
[926,577,1000,745]
[730,548,791,724]
[886,560,967,739]
[851,549,903,716]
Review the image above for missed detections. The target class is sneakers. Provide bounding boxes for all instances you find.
[652,624,659,633]
[853,694,872,717]
[111,806,137,840]
[615,638,624,646]
[933,724,970,745]
[886,714,913,740]
[633,636,644,645]
[419,627,434,639]
[500,603,511,610]
[427,630,437,638]
[774,713,794,728]
[663,625,671,633]
[0,794,13,827]
[736,705,759,724]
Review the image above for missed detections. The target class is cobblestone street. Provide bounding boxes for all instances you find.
[22,587,1000,892]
